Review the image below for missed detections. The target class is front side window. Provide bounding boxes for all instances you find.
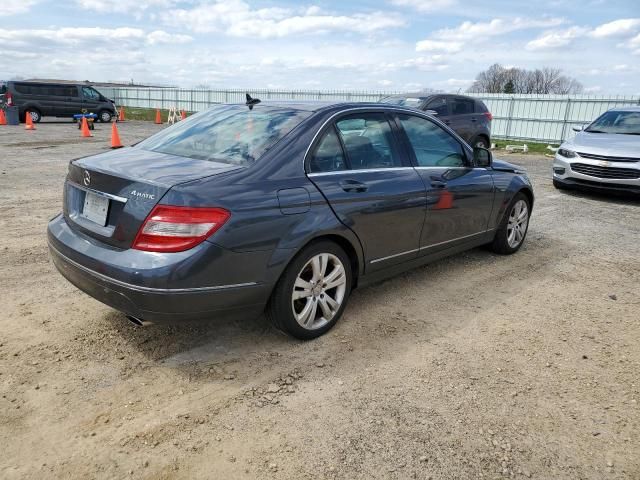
[336,113,401,169]
[82,87,100,100]
[425,98,448,116]
[398,114,466,167]
[138,105,311,166]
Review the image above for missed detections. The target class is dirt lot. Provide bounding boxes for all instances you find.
[1,120,639,480]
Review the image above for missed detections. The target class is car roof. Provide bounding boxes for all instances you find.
[245,100,425,114]
[609,106,640,112]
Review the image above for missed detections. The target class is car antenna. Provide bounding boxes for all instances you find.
[245,93,261,110]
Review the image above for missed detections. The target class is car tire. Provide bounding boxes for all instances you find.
[490,192,531,255]
[472,136,490,149]
[99,110,113,123]
[25,109,41,123]
[266,240,352,340]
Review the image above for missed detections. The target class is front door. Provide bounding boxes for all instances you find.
[81,86,101,114]
[395,113,495,253]
[307,112,427,272]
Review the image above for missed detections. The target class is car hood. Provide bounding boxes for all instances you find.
[564,132,640,158]
[492,158,526,174]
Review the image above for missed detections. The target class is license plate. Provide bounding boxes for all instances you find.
[81,191,109,226]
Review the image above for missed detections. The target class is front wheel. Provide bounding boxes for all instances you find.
[267,241,352,340]
[28,110,42,123]
[490,192,531,255]
[98,110,113,123]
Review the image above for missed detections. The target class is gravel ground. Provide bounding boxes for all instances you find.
[1,120,639,480]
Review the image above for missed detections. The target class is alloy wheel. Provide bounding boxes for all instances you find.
[507,199,529,248]
[291,253,347,330]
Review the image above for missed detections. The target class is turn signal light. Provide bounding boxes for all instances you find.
[132,205,230,252]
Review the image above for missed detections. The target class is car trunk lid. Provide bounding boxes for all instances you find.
[64,147,242,249]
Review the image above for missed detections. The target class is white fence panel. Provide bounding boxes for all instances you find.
[96,87,640,143]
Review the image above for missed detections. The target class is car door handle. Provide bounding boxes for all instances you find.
[339,180,368,193]
[471,117,477,122]
[429,177,447,189]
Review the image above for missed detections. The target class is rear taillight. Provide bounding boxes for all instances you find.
[132,205,230,253]
[484,111,493,121]
[6,92,13,106]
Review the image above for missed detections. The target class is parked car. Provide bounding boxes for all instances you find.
[553,107,640,194]
[47,100,533,339]
[380,93,493,148]
[2,81,116,123]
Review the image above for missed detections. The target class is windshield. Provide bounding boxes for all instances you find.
[138,105,312,165]
[586,111,640,135]
[380,96,424,108]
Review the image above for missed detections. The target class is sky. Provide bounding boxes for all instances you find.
[1,0,639,94]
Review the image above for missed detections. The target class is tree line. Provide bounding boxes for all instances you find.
[468,64,583,94]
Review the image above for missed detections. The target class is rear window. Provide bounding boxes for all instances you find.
[138,105,311,166]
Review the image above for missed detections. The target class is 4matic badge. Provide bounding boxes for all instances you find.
[129,190,155,200]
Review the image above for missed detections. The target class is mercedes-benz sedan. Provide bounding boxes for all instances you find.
[48,100,534,339]
[553,107,640,194]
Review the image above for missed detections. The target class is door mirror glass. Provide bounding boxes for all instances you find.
[473,147,492,167]
[572,125,584,132]
[425,109,438,116]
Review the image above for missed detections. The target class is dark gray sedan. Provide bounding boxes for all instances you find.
[48,100,534,339]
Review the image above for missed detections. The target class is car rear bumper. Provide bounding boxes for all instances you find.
[47,214,273,323]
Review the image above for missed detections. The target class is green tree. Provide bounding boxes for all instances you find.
[503,80,515,94]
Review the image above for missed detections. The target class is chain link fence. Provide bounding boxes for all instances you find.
[97,87,640,143]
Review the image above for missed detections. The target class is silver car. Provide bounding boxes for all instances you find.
[553,107,640,194]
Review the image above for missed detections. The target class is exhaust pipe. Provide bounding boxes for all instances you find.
[126,315,153,327]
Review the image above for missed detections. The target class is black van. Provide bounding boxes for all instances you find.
[380,93,493,149]
[2,81,117,123]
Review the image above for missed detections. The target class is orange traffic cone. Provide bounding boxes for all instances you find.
[180,110,186,120]
[25,111,36,130]
[110,122,123,149]
[154,109,162,124]
[0,109,6,125]
[80,117,92,137]
[118,106,126,122]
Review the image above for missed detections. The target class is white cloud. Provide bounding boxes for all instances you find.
[525,26,588,50]
[0,0,37,16]
[627,33,640,54]
[590,18,640,38]
[613,64,629,71]
[389,0,457,12]
[415,39,463,53]
[433,17,565,42]
[583,86,602,93]
[146,30,193,45]
[160,1,404,37]
[76,0,175,14]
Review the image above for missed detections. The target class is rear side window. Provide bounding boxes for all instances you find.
[398,114,466,167]
[335,113,402,170]
[309,127,347,173]
[425,98,448,116]
[450,98,475,115]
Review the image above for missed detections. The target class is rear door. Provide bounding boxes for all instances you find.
[446,96,477,143]
[394,113,495,253]
[59,85,82,116]
[307,111,427,272]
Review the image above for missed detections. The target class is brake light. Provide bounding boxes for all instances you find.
[132,205,230,253]
[484,111,493,121]
[6,92,13,106]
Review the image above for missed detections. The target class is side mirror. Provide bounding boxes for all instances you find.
[473,147,492,168]
[425,109,438,116]
[572,124,585,132]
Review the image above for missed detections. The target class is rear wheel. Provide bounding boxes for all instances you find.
[98,110,113,123]
[23,109,41,123]
[472,136,490,149]
[490,192,531,255]
[267,240,352,340]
